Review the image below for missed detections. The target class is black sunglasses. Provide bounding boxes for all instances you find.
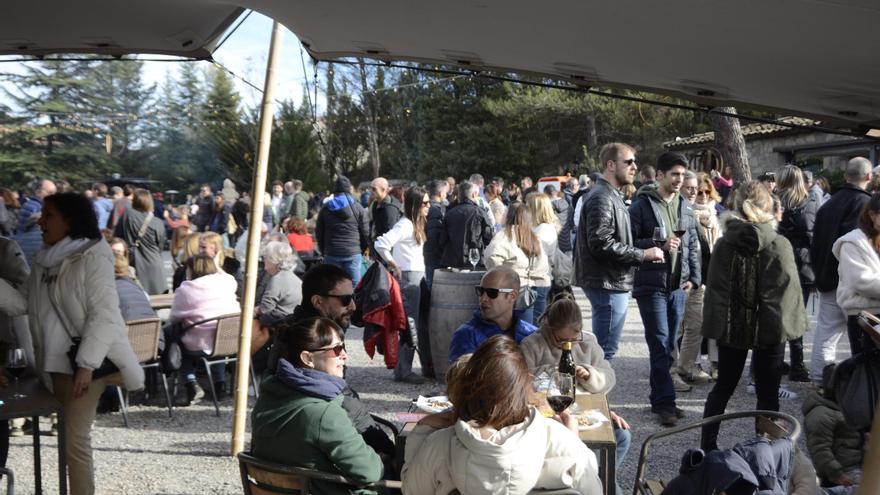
[621,158,637,166]
[308,343,346,357]
[474,286,515,299]
[321,293,354,306]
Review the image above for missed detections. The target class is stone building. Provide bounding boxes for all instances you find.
[663,116,880,176]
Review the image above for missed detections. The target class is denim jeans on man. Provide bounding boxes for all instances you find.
[584,288,630,361]
[324,254,363,288]
[519,286,551,326]
[636,288,686,410]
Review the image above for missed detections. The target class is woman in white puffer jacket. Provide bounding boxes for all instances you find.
[402,335,601,495]
[832,192,880,355]
[0,192,143,495]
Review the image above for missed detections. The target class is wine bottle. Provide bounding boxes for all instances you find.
[558,341,576,376]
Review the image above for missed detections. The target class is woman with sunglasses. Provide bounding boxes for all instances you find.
[519,295,632,476]
[484,202,551,325]
[374,186,431,384]
[251,317,384,494]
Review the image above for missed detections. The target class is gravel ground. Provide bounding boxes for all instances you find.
[5,289,844,494]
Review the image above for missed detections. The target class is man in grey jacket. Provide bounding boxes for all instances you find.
[575,143,663,361]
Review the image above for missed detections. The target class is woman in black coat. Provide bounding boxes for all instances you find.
[114,189,168,295]
[776,165,820,382]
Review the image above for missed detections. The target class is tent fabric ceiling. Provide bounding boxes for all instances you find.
[3,0,879,130]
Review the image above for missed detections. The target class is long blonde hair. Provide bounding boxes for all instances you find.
[525,192,560,232]
[776,164,808,211]
[735,181,775,224]
[503,202,542,258]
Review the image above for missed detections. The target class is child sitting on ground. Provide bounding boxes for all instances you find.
[803,364,863,492]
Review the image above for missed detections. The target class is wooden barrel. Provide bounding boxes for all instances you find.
[428,269,485,381]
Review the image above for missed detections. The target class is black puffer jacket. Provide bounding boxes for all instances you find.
[812,184,871,292]
[629,192,701,296]
[315,193,369,257]
[575,178,644,291]
[370,195,402,242]
[438,199,493,268]
[423,200,446,266]
[778,195,820,287]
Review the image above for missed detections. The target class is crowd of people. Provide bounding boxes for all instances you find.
[0,144,877,494]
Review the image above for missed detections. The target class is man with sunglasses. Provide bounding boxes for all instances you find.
[448,266,537,362]
[575,143,665,362]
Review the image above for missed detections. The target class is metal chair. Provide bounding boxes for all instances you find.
[179,313,258,416]
[116,318,173,426]
[238,452,401,494]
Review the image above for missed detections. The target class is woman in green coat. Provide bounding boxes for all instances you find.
[251,317,383,495]
[700,181,807,451]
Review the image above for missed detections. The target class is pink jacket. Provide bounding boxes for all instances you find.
[170,272,239,353]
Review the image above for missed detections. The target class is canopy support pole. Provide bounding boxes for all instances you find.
[231,20,283,456]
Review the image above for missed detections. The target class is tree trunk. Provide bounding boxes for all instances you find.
[711,106,750,185]
[357,59,382,177]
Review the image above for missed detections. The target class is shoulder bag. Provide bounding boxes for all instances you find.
[516,255,536,310]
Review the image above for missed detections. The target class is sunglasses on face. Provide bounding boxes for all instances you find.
[421,201,430,206]
[474,286,515,299]
[308,343,346,357]
[697,190,711,196]
[321,293,354,306]
[621,158,637,166]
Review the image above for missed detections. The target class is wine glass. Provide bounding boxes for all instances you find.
[547,371,576,415]
[6,348,27,399]
[532,368,555,418]
[652,227,666,263]
[468,248,480,271]
[673,218,687,252]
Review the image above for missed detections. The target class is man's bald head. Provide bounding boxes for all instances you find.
[371,177,389,201]
[846,157,873,186]
[35,179,57,199]
[482,266,520,293]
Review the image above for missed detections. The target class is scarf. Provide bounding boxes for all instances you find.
[34,236,92,269]
[276,358,345,401]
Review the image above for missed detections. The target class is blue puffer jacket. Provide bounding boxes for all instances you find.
[15,196,42,235]
[448,310,536,362]
[629,191,701,297]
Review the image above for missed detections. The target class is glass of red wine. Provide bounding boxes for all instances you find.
[652,227,666,263]
[6,348,27,399]
[547,372,576,415]
[673,219,687,252]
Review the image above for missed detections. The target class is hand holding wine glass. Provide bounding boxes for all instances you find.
[673,218,687,252]
[547,371,575,415]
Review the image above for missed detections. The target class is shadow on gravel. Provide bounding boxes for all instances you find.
[92,441,230,458]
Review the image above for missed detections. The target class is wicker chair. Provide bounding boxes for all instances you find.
[117,317,172,427]
[238,452,401,494]
[178,313,258,416]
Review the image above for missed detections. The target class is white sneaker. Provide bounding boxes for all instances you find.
[778,387,798,401]
[672,373,693,392]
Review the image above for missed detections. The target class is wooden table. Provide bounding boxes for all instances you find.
[576,393,616,495]
[0,377,67,495]
[149,293,174,310]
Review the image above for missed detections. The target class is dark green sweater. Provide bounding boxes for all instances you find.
[251,376,384,495]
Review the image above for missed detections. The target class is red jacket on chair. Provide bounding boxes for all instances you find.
[355,261,407,368]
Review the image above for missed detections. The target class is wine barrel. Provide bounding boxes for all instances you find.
[428,269,485,381]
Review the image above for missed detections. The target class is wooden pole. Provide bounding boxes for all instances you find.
[231,20,284,456]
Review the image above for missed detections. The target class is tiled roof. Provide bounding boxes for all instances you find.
[664,116,819,149]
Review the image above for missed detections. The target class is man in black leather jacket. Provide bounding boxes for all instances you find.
[424,180,448,287]
[439,181,494,269]
[575,143,664,361]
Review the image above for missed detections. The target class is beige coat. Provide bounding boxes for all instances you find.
[484,230,551,288]
[0,240,144,391]
[833,228,880,315]
[520,327,616,394]
[402,407,602,495]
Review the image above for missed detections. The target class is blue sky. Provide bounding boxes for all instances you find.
[1,11,324,113]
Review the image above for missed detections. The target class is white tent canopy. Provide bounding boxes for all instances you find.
[3,0,879,129]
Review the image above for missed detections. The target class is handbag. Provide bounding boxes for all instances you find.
[49,283,120,379]
[129,212,153,265]
[516,256,537,310]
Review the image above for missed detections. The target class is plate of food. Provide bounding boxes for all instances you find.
[413,395,453,413]
[573,409,608,431]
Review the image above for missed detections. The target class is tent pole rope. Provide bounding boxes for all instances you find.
[231,19,284,457]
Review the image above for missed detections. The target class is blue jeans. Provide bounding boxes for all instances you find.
[181,352,226,384]
[584,288,630,361]
[530,286,551,325]
[636,289,686,409]
[324,254,363,288]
